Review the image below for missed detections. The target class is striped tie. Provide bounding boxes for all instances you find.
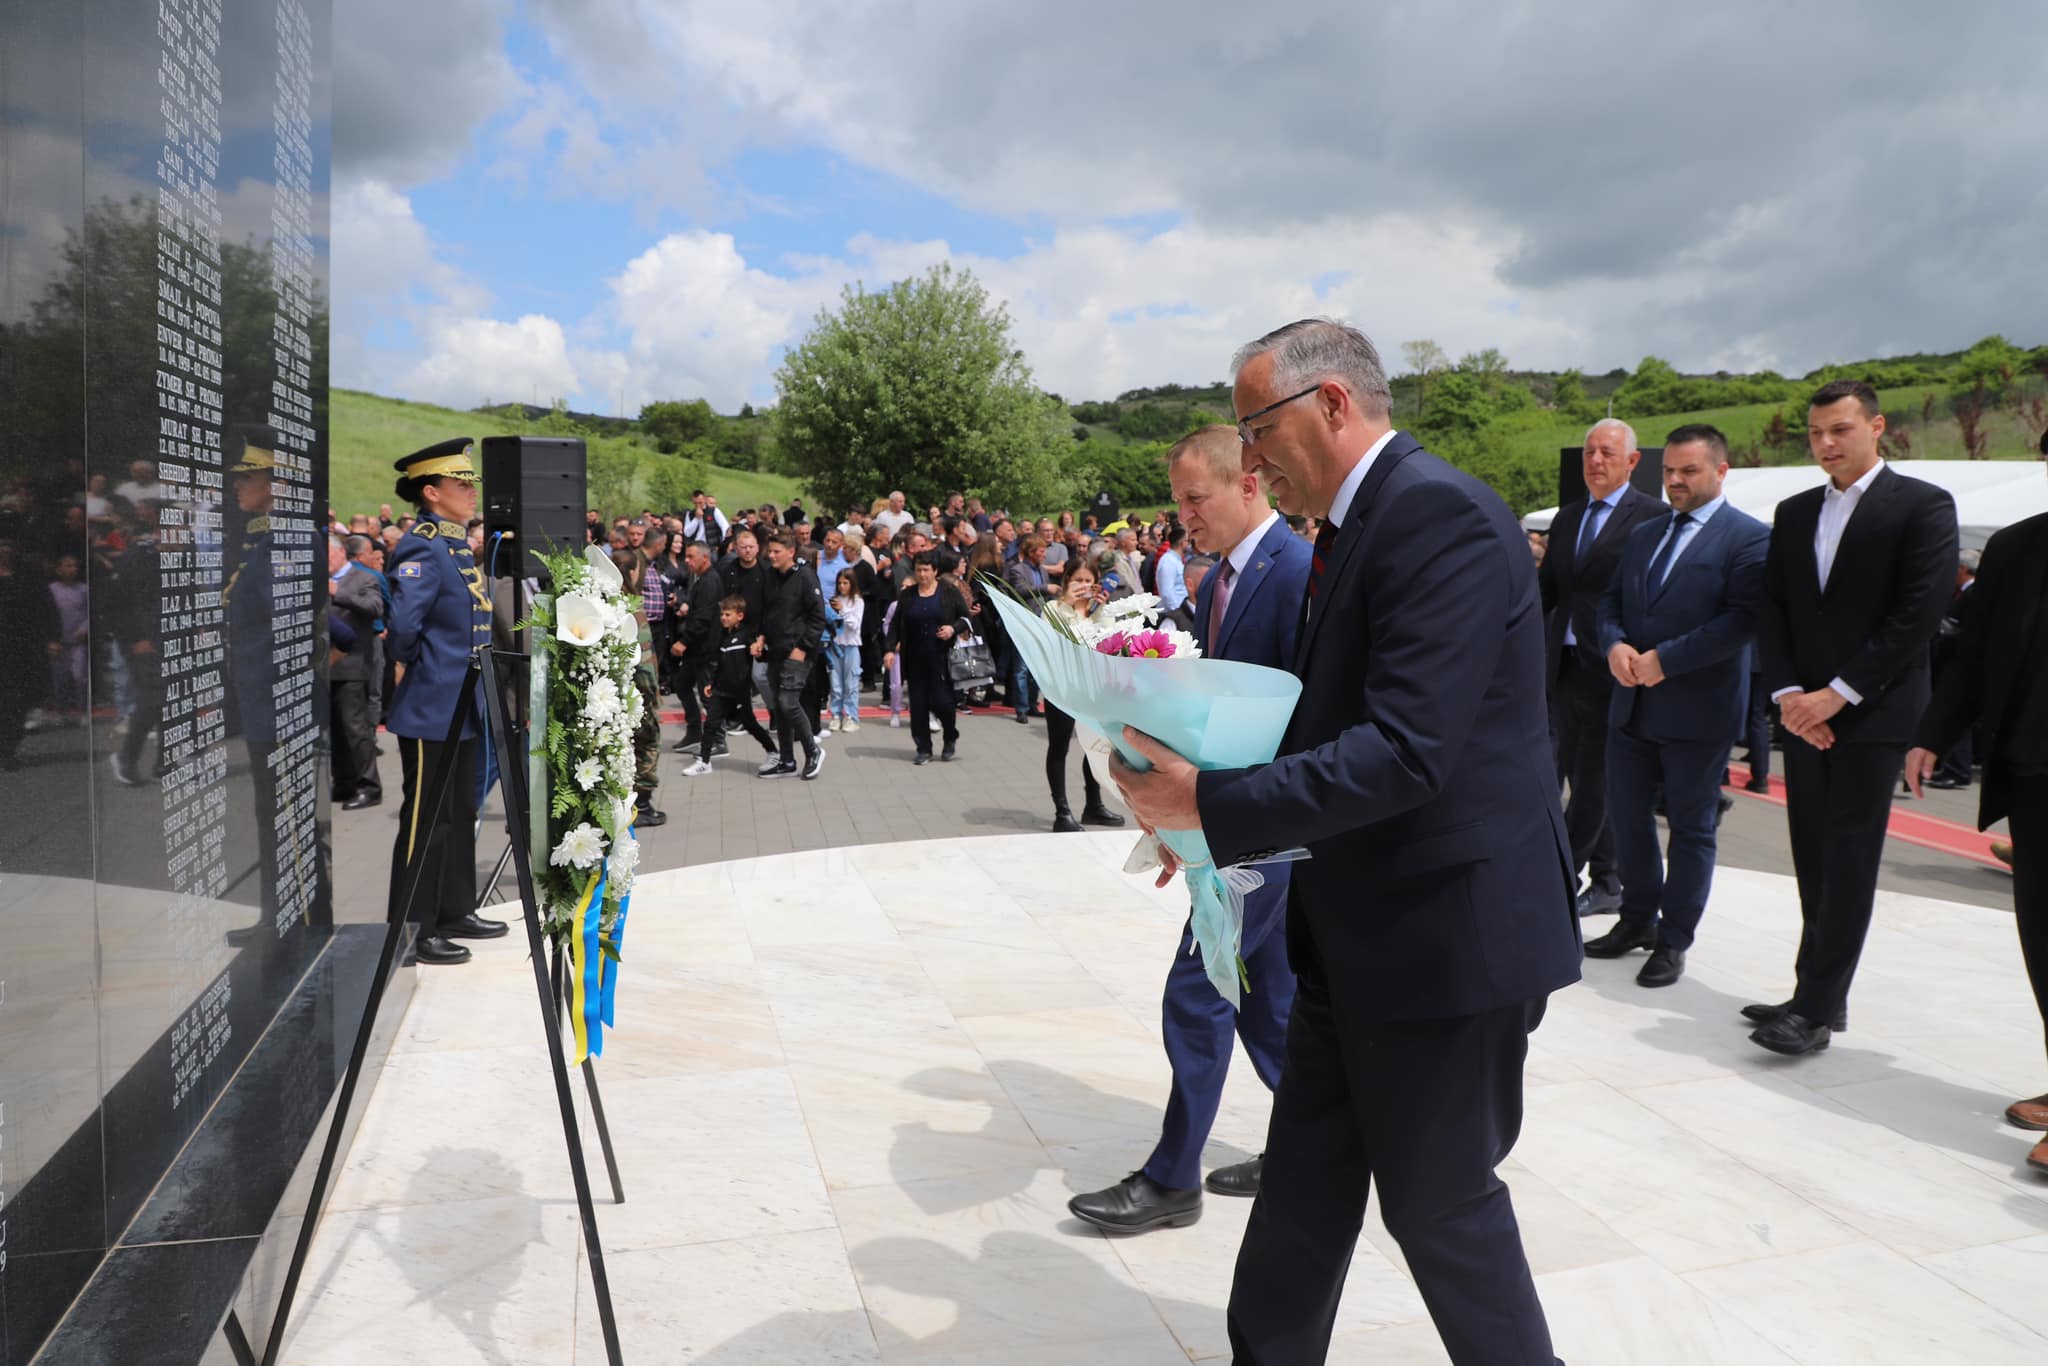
[1308,520,1340,600]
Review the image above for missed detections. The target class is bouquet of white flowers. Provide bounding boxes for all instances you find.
[522,543,642,1062]
[987,585,1303,1007]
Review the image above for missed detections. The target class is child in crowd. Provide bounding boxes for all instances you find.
[48,553,89,725]
[882,599,906,728]
[828,568,863,732]
[684,595,776,777]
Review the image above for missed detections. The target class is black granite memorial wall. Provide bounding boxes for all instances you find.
[0,2,368,1361]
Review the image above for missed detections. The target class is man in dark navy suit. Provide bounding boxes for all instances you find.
[1747,379,1956,1055]
[1069,426,1309,1235]
[1115,320,1579,1365]
[1588,425,1770,986]
[1540,420,1666,916]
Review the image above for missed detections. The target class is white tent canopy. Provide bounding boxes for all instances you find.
[1522,460,2048,551]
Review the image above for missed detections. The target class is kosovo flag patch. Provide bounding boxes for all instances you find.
[398,561,423,578]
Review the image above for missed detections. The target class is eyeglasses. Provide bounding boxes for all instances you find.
[1236,383,1324,445]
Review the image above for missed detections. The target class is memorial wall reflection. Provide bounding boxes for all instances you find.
[0,0,332,1359]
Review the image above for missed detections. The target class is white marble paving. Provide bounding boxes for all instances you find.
[286,832,2048,1364]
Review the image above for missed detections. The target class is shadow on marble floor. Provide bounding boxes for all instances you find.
[296,1146,546,1366]
[665,1231,1210,1364]
[1577,967,2048,1191]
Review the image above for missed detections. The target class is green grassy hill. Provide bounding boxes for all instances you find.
[328,389,799,521]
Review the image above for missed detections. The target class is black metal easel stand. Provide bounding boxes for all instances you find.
[257,653,626,1365]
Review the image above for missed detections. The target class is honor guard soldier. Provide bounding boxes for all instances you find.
[386,438,506,964]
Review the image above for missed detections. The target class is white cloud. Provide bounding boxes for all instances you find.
[518,0,2048,377]
[334,0,522,184]
[329,178,494,396]
[402,315,583,410]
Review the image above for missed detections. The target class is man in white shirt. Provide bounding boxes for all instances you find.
[871,490,915,541]
[1747,380,1957,1055]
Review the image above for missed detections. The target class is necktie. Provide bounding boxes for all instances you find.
[1645,511,1693,589]
[1209,559,1235,644]
[1577,498,1609,559]
[1308,521,1340,601]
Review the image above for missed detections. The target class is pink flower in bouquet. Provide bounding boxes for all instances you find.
[1094,630,1130,657]
[1128,629,1177,658]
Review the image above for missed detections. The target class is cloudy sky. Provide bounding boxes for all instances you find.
[332,0,2046,415]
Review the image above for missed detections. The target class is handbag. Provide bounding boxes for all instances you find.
[947,632,997,690]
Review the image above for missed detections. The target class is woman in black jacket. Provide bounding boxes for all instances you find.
[881,550,972,764]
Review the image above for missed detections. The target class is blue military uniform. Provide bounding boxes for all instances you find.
[384,438,501,956]
[386,516,491,740]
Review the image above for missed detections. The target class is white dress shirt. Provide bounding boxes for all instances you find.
[1325,429,1399,530]
[1774,459,1884,706]
[1226,509,1282,580]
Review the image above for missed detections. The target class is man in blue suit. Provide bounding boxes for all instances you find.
[1068,426,1309,1235]
[1588,425,1770,986]
[1116,321,1579,1365]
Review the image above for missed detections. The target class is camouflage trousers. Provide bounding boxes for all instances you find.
[633,665,661,798]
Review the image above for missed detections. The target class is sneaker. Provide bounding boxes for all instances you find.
[758,759,799,779]
[928,716,941,733]
[109,752,144,787]
[683,759,714,777]
[843,718,860,733]
[889,715,902,728]
[802,748,826,781]
[709,737,730,757]
[827,716,842,733]
[757,756,791,776]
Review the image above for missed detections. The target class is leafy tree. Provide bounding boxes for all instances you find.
[1457,347,1511,389]
[639,398,718,453]
[1550,369,1600,423]
[774,263,1078,512]
[1400,339,1450,422]
[1951,334,2027,404]
[1086,440,1174,508]
[644,451,708,511]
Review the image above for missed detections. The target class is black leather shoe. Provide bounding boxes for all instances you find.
[635,805,668,827]
[1636,944,1686,987]
[1080,803,1125,828]
[1052,810,1083,833]
[1744,777,1771,794]
[1714,794,1735,827]
[413,934,473,965]
[443,913,509,940]
[913,751,932,766]
[1583,920,1657,958]
[342,790,381,810]
[1926,775,1970,790]
[1576,886,1623,917]
[1741,999,1847,1032]
[1205,1156,1261,1197]
[1751,1012,1831,1055]
[1067,1171,1201,1234]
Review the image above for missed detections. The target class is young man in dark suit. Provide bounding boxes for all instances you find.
[1539,420,1666,915]
[1115,320,1580,1365]
[1748,379,1957,1055]
[1906,510,2048,1171]
[1068,426,1310,1234]
[1589,425,1770,986]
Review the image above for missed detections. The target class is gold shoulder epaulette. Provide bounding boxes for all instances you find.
[245,515,271,534]
[416,521,437,539]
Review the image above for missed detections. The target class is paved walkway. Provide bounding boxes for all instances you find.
[329,707,2017,926]
[288,831,2048,1364]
